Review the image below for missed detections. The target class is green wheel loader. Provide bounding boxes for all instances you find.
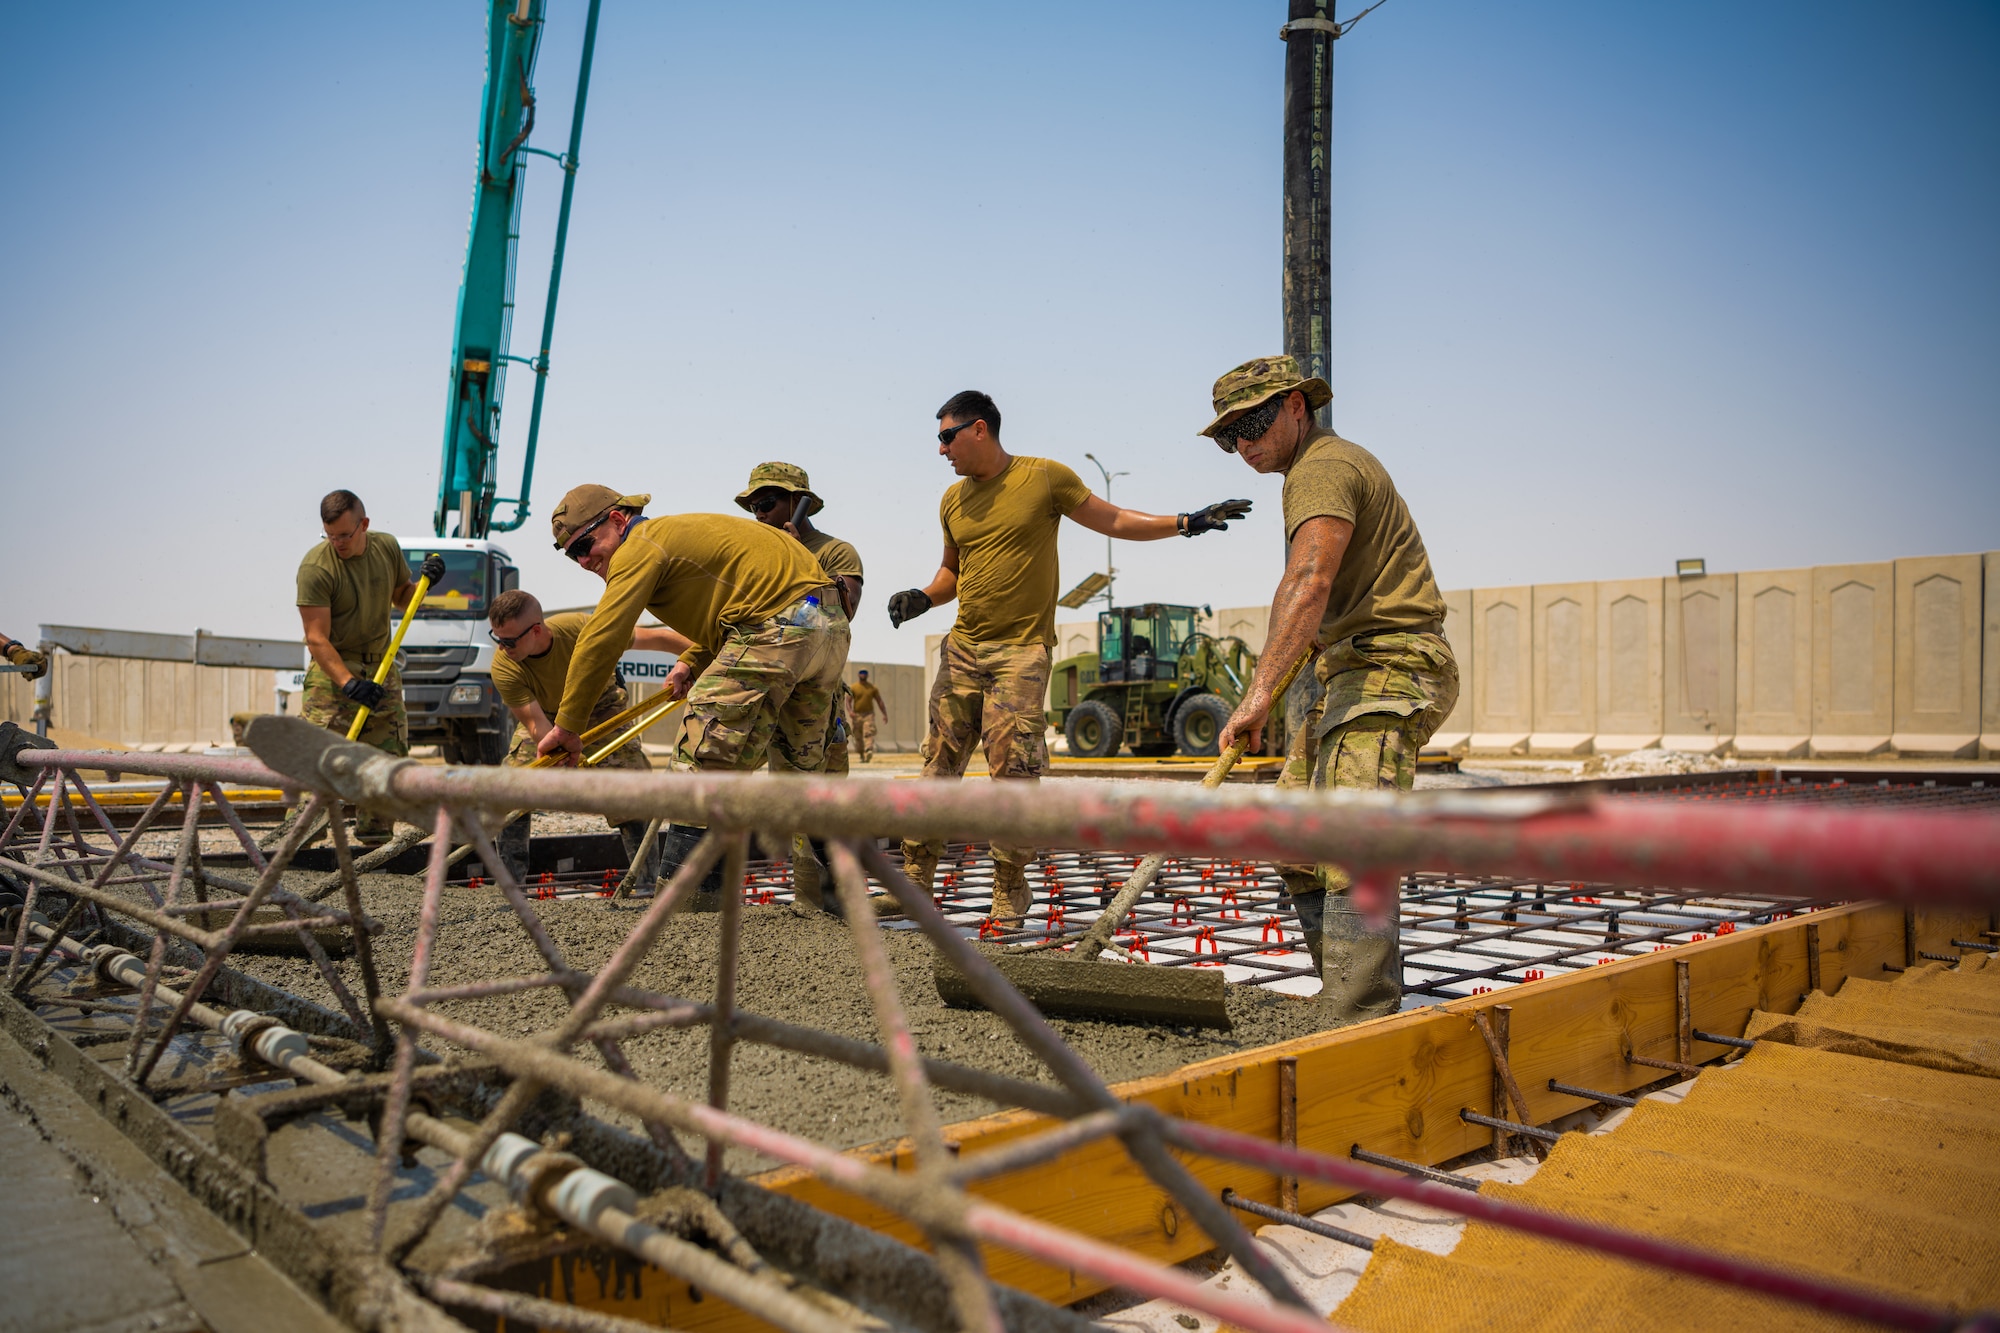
[1047,603,1284,759]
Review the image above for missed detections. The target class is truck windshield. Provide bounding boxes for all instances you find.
[1098,611,1123,662]
[404,549,489,619]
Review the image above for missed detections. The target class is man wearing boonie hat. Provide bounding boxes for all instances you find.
[543,484,849,898]
[736,461,866,911]
[885,388,1254,923]
[1203,355,1459,1027]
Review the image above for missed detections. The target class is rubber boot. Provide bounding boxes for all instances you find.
[792,836,832,914]
[1288,888,1320,972]
[1317,892,1402,1027]
[660,822,725,909]
[617,820,656,888]
[495,814,532,884]
[898,840,941,896]
[990,859,1033,922]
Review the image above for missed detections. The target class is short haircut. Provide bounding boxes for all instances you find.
[320,489,365,524]
[937,390,1000,439]
[488,589,542,627]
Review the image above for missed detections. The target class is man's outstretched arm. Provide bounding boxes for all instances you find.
[1066,495,1252,540]
[1217,515,1353,755]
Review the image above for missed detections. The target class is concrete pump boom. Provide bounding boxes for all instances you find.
[435,0,601,539]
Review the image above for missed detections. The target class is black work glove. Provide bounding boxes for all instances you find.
[1182,498,1253,537]
[341,677,388,710]
[887,589,933,628]
[418,552,448,586]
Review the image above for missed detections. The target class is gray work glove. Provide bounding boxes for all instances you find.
[1182,499,1253,537]
[887,589,933,627]
[418,552,448,585]
[341,677,388,710]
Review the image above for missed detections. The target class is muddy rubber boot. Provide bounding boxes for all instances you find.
[792,836,831,914]
[1288,888,1320,972]
[990,859,1033,922]
[617,821,656,888]
[495,814,532,884]
[898,840,941,896]
[1317,892,1401,1027]
[661,823,725,909]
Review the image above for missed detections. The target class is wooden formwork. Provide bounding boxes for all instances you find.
[520,901,1985,1330]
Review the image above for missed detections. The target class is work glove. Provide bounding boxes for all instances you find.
[1182,498,1253,537]
[341,677,388,710]
[418,552,448,586]
[887,589,933,628]
[4,643,47,681]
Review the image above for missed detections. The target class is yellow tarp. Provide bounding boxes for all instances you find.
[1331,956,2000,1331]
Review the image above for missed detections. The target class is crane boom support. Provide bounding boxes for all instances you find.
[436,0,600,539]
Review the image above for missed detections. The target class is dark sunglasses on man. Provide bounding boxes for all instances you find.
[488,621,544,650]
[558,510,614,562]
[938,417,984,446]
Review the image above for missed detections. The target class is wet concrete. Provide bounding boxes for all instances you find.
[237,873,1339,1172]
[0,1021,348,1333]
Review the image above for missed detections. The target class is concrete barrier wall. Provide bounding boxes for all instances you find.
[1663,572,1735,752]
[1,656,276,750]
[1433,551,1995,759]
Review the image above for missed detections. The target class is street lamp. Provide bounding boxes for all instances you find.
[1083,452,1128,610]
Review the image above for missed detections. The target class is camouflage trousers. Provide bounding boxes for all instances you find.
[675,598,849,773]
[302,662,408,841]
[903,635,1049,873]
[1276,631,1459,1026]
[820,683,852,777]
[855,711,878,762]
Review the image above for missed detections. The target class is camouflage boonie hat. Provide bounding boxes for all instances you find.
[551,485,650,547]
[734,462,824,518]
[1199,355,1333,438]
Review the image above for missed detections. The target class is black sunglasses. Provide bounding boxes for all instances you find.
[750,492,796,515]
[938,417,985,446]
[560,510,614,562]
[488,620,544,650]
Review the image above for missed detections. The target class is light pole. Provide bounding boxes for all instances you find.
[1083,452,1128,611]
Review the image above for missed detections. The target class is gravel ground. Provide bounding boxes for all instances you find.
[235,872,1337,1171]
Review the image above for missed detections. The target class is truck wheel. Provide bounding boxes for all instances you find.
[1172,693,1232,758]
[1065,701,1123,759]
[443,720,511,766]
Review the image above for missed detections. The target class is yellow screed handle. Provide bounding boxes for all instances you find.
[345,574,434,742]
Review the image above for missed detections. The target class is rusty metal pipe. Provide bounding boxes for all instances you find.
[229,732,2000,908]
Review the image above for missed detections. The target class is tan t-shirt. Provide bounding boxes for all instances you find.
[799,529,863,581]
[557,514,829,732]
[1280,429,1445,647]
[850,679,882,715]
[492,611,592,714]
[941,456,1092,647]
[294,531,411,670]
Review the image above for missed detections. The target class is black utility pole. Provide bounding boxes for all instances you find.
[1281,0,1338,427]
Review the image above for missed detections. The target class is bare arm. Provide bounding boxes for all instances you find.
[389,574,417,611]
[631,625,693,655]
[1218,516,1355,755]
[1065,494,1180,541]
[833,574,862,619]
[919,546,960,606]
[510,699,553,745]
[298,606,352,687]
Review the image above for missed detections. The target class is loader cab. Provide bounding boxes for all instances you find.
[1097,604,1200,682]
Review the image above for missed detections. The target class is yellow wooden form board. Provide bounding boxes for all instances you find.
[502,902,1985,1332]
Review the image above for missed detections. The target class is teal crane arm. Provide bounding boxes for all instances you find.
[436,0,602,539]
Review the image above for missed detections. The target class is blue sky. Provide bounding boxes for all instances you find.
[4,2,1994,665]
